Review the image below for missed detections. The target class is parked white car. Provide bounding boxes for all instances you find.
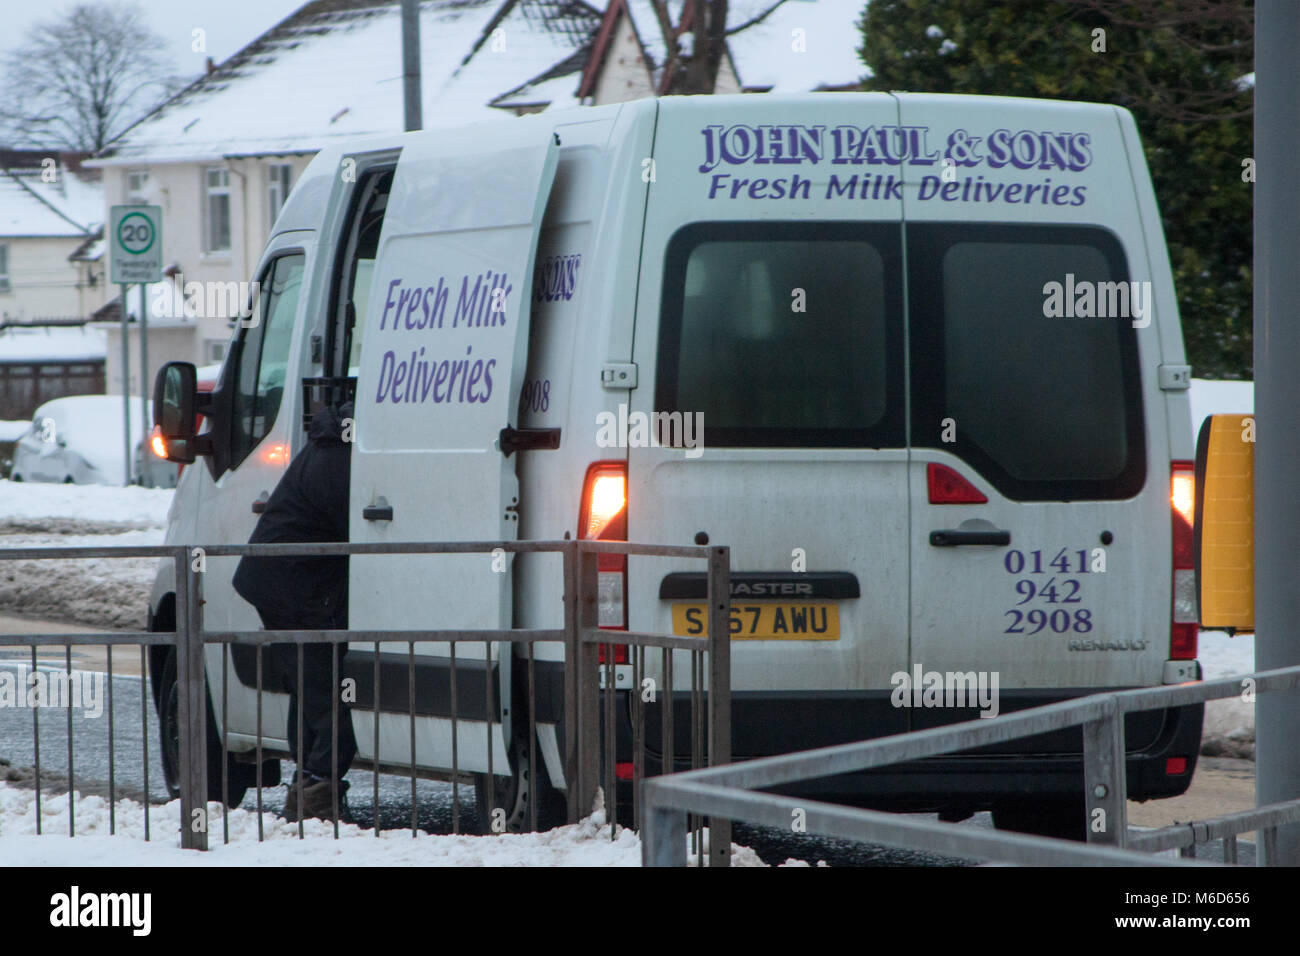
[10,395,147,485]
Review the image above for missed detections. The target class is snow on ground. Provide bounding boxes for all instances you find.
[0,480,174,629]
[0,782,787,867]
[1199,630,1256,745]
[0,529,164,629]
[0,479,173,527]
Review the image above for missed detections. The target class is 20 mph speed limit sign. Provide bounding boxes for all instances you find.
[110,205,163,284]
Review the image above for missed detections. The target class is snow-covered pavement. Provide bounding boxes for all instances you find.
[0,479,173,629]
[0,479,173,528]
[0,782,788,866]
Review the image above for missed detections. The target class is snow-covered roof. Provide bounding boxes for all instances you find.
[68,230,106,263]
[0,325,107,363]
[0,168,103,238]
[95,0,604,166]
[492,48,590,108]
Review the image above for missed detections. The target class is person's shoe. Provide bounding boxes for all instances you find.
[298,775,353,824]
[281,773,307,822]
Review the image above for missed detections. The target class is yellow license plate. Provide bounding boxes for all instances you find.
[672,602,840,640]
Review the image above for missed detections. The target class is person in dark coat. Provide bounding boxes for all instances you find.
[233,401,356,822]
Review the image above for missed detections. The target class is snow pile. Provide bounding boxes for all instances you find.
[0,782,781,867]
[0,480,174,629]
[1199,630,1256,757]
[0,529,164,629]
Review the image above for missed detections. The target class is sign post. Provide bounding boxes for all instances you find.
[109,205,162,486]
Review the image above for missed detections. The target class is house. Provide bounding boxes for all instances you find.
[90,0,866,374]
[580,0,867,100]
[0,151,110,418]
[0,151,107,324]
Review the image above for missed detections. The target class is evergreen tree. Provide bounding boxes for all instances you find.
[859,0,1254,378]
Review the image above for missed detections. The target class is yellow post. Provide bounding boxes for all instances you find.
[1194,413,1255,632]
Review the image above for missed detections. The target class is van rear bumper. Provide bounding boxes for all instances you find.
[631,687,1203,810]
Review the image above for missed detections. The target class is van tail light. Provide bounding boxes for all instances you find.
[578,461,628,663]
[927,463,987,504]
[1170,461,1197,659]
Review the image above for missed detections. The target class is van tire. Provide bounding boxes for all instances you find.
[992,797,1088,842]
[157,649,271,807]
[474,748,567,834]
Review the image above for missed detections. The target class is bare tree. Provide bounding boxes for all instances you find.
[653,0,790,94]
[0,1,179,152]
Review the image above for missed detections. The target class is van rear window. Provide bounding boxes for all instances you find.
[656,222,904,448]
[908,224,1146,500]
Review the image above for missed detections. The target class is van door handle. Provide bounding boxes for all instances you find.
[251,493,269,515]
[929,529,1011,547]
[363,504,393,521]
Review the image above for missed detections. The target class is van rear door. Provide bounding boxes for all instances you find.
[349,123,558,773]
[629,95,911,758]
[896,96,1171,745]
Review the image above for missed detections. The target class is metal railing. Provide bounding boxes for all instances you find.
[0,538,733,862]
[642,664,1300,866]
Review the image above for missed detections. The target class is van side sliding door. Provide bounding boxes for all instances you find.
[348,124,559,775]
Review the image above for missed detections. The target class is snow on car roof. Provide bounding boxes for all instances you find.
[29,394,146,481]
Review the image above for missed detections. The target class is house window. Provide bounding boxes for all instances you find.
[203,166,231,253]
[206,338,230,364]
[127,170,149,203]
[0,242,9,292]
[267,163,293,227]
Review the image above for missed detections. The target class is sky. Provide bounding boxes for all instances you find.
[1,0,308,79]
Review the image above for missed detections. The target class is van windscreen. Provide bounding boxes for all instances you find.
[655,221,905,448]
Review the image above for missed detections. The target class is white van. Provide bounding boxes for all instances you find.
[148,92,1202,838]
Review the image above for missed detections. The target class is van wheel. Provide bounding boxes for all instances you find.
[474,748,566,834]
[992,797,1088,842]
[157,649,271,807]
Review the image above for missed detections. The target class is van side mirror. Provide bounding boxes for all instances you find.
[152,362,200,463]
